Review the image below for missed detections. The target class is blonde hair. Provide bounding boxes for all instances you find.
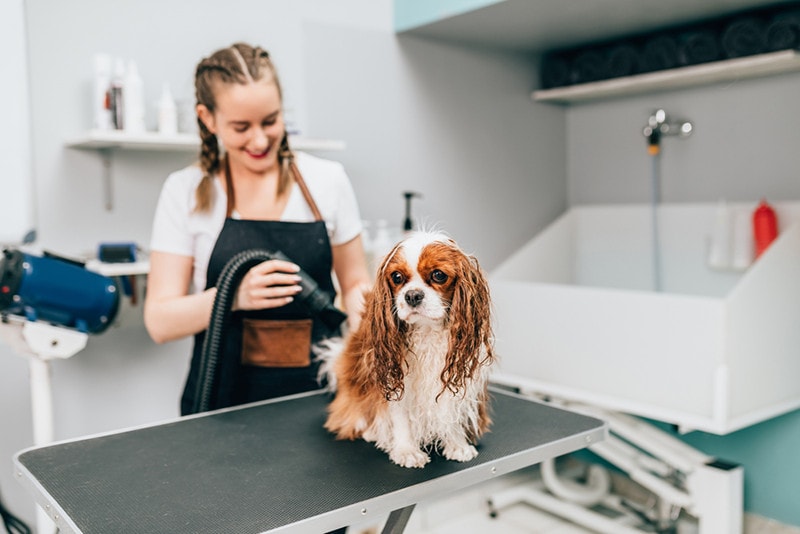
[193,42,293,213]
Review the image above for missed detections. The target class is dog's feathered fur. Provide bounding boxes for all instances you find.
[324,231,495,468]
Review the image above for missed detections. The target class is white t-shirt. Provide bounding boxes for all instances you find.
[150,151,362,293]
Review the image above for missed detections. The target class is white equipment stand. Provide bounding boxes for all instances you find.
[1,319,88,534]
[486,382,743,534]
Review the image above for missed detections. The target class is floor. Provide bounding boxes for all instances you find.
[348,466,800,534]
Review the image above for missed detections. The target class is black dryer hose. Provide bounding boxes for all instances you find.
[191,248,346,415]
[192,249,279,415]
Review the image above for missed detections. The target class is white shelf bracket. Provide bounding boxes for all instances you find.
[100,147,113,211]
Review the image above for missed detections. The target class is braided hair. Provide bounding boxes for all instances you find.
[193,42,294,213]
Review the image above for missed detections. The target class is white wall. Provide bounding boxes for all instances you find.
[0,0,565,526]
[0,0,35,245]
[566,73,800,204]
[307,26,565,259]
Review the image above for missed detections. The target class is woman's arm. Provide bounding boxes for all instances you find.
[144,251,216,343]
[332,234,371,333]
[144,251,304,344]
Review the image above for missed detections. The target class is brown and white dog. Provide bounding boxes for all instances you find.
[324,231,495,468]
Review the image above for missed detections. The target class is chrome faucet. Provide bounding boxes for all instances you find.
[643,109,693,148]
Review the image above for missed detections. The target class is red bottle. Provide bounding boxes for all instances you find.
[753,199,778,258]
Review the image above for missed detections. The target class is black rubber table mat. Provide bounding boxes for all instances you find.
[15,387,605,533]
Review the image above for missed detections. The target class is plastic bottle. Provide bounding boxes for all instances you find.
[92,53,113,131]
[361,220,374,279]
[109,58,125,130]
[157,83,178,135]
[730,208,754,270]
[123,60,146,133]
[753,198,778,258]
[707,199,731,270]
[371,220,394,274]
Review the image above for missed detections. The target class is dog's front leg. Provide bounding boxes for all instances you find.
[441,433,479,462]
[386,403,429,468]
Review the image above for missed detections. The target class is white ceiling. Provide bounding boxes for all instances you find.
[399,0,790,53]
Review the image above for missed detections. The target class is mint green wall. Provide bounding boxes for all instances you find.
[583,408,800,526]
[394,0,502,32]
[680,409,800,526]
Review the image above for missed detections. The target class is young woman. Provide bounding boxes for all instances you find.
[144,42,370,416]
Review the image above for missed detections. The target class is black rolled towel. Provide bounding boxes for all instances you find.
[541,53,572,88]
[606,43,640,78]
[678,29,720,66]
[766,10,800,51]
[721,17,767,58]
[640,34,680,72]
[572,48,610,84]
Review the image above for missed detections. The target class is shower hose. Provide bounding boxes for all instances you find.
[190,248,347,414]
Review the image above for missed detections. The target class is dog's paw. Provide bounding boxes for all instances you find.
[443,442,478,462]
[389,448,430,468]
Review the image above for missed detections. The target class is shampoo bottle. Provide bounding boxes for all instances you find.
[123,60,146,133]
[109,58,125,130]
[92,53,113,131]
[157,83,178,135]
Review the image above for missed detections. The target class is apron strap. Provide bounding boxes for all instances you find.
[290,160,323,222]
[224,155,236,218]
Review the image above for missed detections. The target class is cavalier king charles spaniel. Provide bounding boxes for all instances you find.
[324,231,495,468]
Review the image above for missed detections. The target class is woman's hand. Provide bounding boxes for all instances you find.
[233,259,303,311]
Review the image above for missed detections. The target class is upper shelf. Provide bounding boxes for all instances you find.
[533,49,800,105]
[65,130,346,152]
[395,0,773,54]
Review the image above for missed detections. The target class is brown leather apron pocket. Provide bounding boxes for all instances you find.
[241,318,312,368]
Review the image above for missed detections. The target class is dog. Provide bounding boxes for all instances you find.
[324,231,495,468]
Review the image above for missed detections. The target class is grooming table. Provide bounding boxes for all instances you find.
[13,387,606,534]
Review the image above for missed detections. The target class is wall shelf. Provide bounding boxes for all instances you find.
[65,131,346,210]
[533,49,800,105]
[66,130,346,152]
[85,258,150,277]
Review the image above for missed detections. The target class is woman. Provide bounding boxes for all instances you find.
[144,42,370,416]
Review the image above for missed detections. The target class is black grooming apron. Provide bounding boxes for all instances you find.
[180,165,342,415]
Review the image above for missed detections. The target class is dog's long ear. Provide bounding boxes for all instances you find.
[351,247,407,400]
[441,252,494,396]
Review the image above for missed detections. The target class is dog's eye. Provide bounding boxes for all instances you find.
[390,271,406,285]
[430,269,448,284]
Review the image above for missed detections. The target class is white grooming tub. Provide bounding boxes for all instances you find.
[490,202,800,434]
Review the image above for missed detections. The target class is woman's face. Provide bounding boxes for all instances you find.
[198,77,285,177]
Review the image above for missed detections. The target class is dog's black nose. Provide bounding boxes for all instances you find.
[404,289,425,307]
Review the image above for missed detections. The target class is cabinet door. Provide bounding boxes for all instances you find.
[1,0,35,245]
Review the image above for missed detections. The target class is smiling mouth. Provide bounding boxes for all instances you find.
[246,146,270,159]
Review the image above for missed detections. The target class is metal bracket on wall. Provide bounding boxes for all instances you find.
[99,148,114,211]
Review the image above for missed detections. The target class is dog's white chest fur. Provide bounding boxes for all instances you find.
[363,324,489,468]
